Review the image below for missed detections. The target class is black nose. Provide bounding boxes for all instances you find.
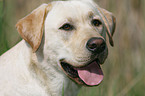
[86,37,106,54]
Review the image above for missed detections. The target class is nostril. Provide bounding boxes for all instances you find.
[86,37,106,54]
[88,43,97,50]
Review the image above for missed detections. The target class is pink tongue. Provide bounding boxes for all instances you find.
[76,62,103,86]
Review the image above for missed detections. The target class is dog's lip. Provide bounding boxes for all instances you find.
[59,59,84,85]
[59,58,104,86]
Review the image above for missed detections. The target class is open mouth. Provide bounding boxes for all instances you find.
[60,59,104,86]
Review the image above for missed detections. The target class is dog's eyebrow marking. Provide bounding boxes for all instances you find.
[64,17,74,23]
[88,11,94,18]
[80,11,94,24]
[59,18,74,27]
[93,15,101,20]
[67,18,73,23]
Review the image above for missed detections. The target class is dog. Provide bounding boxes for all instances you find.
[0,0,116,96]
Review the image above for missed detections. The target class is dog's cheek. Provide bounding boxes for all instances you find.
[59,31,74,42]
[44,34,70,61]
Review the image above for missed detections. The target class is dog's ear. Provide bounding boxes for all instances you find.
[16,4,52,52]
[99,8,116,46]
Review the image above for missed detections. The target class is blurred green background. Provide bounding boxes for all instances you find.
[0,0,145,96]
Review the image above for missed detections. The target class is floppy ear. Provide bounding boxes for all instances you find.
[99,8,116,46]
[16,4,51,52]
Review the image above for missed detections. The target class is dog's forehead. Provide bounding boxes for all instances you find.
[49,1,97,20]
[45,1,102,30]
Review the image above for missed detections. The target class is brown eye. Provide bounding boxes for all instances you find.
[91,19,102,27]
[59,23,74,31]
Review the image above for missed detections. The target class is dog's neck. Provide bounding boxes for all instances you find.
[29,40,81,96]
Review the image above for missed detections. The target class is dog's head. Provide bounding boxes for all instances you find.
[16,0,116,86]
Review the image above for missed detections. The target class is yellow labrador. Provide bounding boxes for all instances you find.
[0,0,116,96]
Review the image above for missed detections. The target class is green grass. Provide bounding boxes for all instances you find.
[62,82,64,96]
[0,1,9,54]
[0,0,145,96]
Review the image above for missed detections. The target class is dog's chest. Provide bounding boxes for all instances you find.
[46,75,80,96]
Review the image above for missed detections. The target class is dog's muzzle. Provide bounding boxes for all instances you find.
[59,37,107,86]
